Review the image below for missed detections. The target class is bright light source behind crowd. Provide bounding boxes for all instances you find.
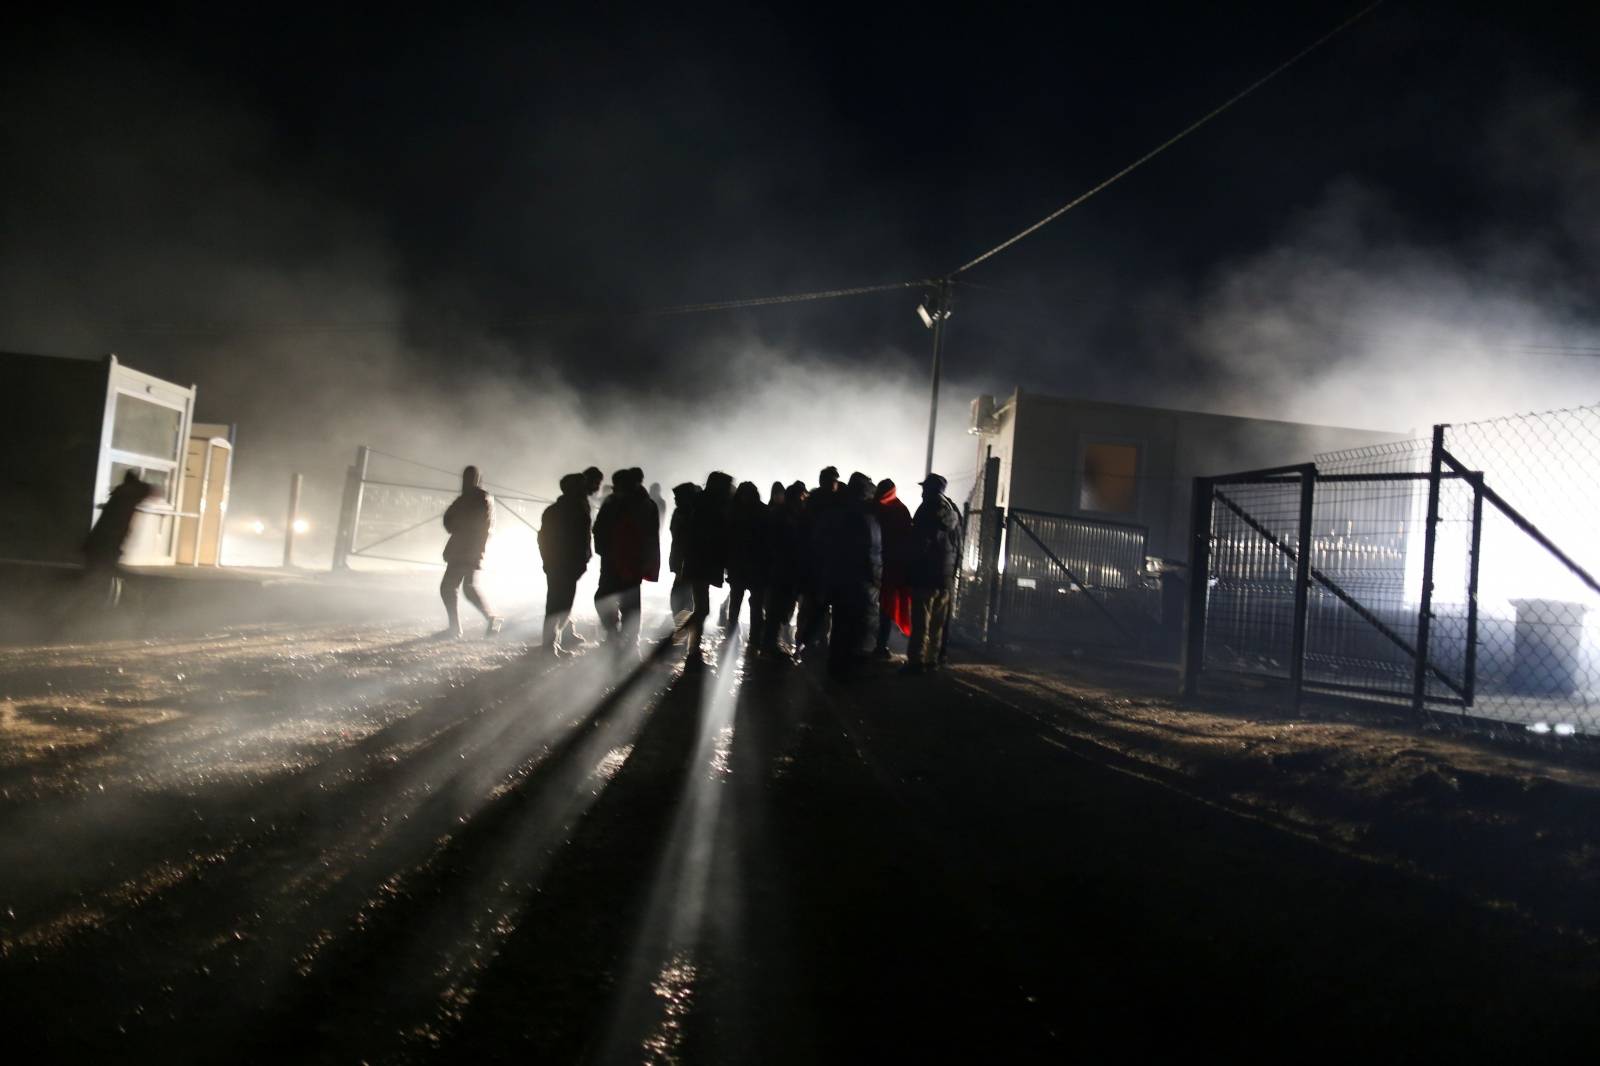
[251,520,265,535]
[292,519,310,534]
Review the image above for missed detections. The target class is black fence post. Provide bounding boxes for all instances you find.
[1463,470,1483,708]
[332,445,370,569]
[1412,425,1446,714]
[980,453,1002,646]
[1181,477,1214,698]
[1289,466,1316,710]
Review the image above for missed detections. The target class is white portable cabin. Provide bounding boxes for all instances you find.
[0,351,211,567]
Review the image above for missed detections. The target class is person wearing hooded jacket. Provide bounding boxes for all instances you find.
[795,465,842,654]
[682,471,733,671]
[440,465,502,638]
[725,480,770,647]
[539,472,593,656]
[873,478,915,657]
[667,481,700,626]
[813,472,882,676]
[592,467,662,655]
[761,480,808,655]
[82,469,159,609]
[904,472,964,673]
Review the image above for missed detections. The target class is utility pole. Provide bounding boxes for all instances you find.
[921,277,953,477]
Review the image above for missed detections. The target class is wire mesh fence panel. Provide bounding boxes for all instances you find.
[349,450,550,568]
[1300,475,1430,703]
[995,510,1153,647]
[1440,406,1600,734]
[1203,481,1303,679]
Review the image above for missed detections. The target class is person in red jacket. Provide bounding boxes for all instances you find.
[591,467,661,656]
[873,478,914,657]
[440,465,502,638]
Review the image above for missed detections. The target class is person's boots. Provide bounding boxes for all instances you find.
[541,615,563,657]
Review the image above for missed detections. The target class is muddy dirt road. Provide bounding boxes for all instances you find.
[1,623,1597,1062]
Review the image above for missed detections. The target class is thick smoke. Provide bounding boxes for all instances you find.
[1152,90,1600,433]
[0,44,978,574]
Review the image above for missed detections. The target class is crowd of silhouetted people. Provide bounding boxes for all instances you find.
[440,463,965,677]
[77,459,962,675]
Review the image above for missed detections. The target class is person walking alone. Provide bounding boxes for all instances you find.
[904,473,963,674]
[539,473,593,656]
[440,465,502,639]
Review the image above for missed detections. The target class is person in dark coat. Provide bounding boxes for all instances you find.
[873,478,915,657]
[795,465,842,654]
[761,481,808,655]
[725,481,770,647]
[667,481,700,625]
[813,472,882,676]
[539,473,593,656]
[904,473,964,673]
[592,467,662,655]
[82,470,158,608]
[682,471,733,671]
[440,465,501,638]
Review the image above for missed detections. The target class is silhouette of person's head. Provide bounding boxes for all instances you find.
[876,478,896,502]
[559,473,586,496]
[583,466,603,496]
[649,481,664,500]
[704,471,734,500]
[768,481,785,506]
[846,472,874,501]
[818,466,840,492]
[462,465,482,492]
[734,481,761,507]
[920,473,948,500]
[786,480,808,507]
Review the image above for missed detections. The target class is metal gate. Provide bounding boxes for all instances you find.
[331,446,550,568]
[993,509,1155,649]
[951,452,1161,651]
[1184,408,1600,733]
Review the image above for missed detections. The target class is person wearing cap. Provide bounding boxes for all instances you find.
[904,472,963,674]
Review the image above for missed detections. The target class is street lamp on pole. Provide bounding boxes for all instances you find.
[919,278,953,477]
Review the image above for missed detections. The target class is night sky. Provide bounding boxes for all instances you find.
[3,2,1598,520]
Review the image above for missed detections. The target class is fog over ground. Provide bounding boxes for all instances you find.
[2,6,1596,565]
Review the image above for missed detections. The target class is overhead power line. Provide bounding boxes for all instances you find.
[96,7,1383,339]
[113,280,931,336]
[950,0,1387,277]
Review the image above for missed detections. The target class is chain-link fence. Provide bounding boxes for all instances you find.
[1437,408,1600,733]
[1185,405,1600,736]
[332,447,549,569]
